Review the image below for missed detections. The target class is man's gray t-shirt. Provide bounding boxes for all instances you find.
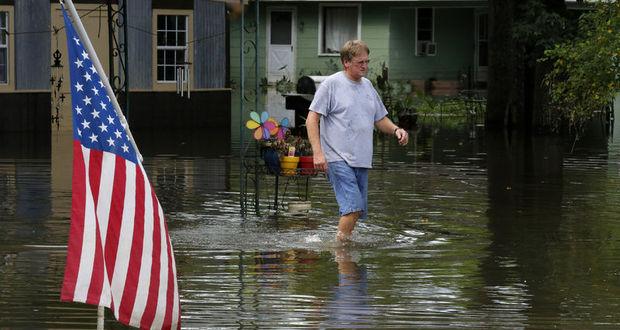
[309,71,388,168]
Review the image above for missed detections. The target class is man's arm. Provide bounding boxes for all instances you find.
[306,111,328,171]
[375,116,409,146]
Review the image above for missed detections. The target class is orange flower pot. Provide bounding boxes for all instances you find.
[280,156,300,176]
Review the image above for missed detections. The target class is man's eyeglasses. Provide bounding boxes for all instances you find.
[352,59,370,66]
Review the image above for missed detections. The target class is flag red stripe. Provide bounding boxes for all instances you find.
[118,166,146,324]
[140,188,162,328]
[105,156,126,313]
[86,150,105,305]
[61,140,87,301]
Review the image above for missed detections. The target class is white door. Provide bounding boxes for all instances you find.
[475,13,488,86]
[267,9,296,83]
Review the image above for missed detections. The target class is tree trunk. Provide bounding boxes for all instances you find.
[487,0,517,129]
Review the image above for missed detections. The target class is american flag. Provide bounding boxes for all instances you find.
[59,6,180,329]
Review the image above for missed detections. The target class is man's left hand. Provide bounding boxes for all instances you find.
[395,128,409,146]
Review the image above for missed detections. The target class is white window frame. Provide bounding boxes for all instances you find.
[156,14,188,83]
[0,10,9,85]
[317,3,362,56]
[152,9,193,91]
[415,7,435,56]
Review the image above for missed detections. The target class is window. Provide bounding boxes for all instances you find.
[416,8,434,56]
[319,4,360,55]
[0,11,8,84]
[156,14,188,82]
[477,14,488,67]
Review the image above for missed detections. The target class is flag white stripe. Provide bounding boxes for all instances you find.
[74,147,96,303]
[111,161,136,316]
[97,152,115,246]
[130,165,155,326]
[151,200,169,330]
[97,152,116,307]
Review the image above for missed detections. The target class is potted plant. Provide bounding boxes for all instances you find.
[394,93,418,130]
[295,137,315,175]
[273,136,299,176]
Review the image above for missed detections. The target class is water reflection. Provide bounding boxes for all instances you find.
[323,247,374,328]
[483,131,564,323]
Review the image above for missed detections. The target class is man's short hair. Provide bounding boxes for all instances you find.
[340,40,370,64]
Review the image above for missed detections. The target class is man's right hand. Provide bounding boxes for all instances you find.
[313,152,327,172]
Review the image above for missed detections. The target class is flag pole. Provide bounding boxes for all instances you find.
[61,0,143,163]
[97,305,104,330]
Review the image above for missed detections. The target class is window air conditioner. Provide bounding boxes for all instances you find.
[417,41,437,56]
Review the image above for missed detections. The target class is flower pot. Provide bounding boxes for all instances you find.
[280,156,300,176]
[298,155,315,175]
[262,148,281,175]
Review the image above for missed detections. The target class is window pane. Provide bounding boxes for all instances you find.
[0,65,6,84]
[177,32,186,45]
[418,8,432,19]
[479,14,488,39]
[479,41,488,66]
[0,12,6,28]
[166,66,175,81]
[166,31,176,46]
[157,49,165,65]
[270,11,292,45]
[157,31,165,46]
[157,15,165,30]
[157,65,164,81]
[0,31,6,45]
[177,16,186,31]
[167,16,176,30]
[176,50,185,64]
[418,31,432,41]
[418,18,432,30]
[417,8,433,41]
[165,50,175,65]
[323,7,357,53]
[0,48,6,83]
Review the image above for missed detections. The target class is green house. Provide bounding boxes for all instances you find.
[231,0,489,98]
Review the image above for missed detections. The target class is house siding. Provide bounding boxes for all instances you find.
[231,2,478,84]
[194,0,226,89]
[389,7,475,81]
[127,0,152,90]
[15,0,50,90]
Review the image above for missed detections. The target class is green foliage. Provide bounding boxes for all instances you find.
[513,0,572,63]
[275,75,295,93]
[373,62,415,119]
[542,1,620,131]
[415,93,485,117]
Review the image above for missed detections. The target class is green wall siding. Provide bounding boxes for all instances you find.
[389,7,475,81]
[230,3,477,84]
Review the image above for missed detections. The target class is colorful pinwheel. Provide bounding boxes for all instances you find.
[246,111,278,140]
[276,117,290,140]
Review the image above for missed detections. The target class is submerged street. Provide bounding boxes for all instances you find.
[1,112,620,328]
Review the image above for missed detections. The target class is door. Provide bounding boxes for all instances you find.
[267,8,295,83]
[475,12,488,86]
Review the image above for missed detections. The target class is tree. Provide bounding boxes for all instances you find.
[486,0,574,131]
[542,1,620,133]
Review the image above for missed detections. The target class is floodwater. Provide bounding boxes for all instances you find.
[2,113,620,329]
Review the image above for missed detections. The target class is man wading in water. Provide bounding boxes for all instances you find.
[306,40,409,242]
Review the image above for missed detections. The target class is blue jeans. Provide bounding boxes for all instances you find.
[327,161,368,220]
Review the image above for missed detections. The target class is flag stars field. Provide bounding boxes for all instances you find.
[67,32,136,159]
